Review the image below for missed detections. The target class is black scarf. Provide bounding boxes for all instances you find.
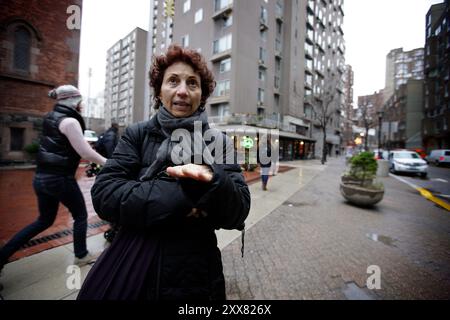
[140,106,215,181]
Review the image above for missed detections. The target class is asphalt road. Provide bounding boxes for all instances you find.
[390,164,450,202]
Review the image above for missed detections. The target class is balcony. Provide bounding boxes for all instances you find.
[210,49,232,63]
[276,13,283,23]
[212,3,233,20]
[260,18,268,31]
[209,95,230,105]
[258,59,267,69]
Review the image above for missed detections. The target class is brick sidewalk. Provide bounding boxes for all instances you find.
[0,167,108,261]
[221,159,450,299]
[0,165,292,262]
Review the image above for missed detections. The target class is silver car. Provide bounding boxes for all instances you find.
[388,150,428,178]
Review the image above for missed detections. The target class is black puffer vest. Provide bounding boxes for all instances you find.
[36,104,86,176]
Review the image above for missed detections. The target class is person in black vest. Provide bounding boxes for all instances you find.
[0,85,107,273]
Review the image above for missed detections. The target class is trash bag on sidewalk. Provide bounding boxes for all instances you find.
[77,228,159,300]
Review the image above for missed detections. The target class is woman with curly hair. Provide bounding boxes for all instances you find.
[77,44,250,301]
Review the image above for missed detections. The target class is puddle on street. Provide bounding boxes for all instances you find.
[282,201,311,207]
[366,233,398,247]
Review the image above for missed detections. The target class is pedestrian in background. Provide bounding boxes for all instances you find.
[77,44,250,300]
[258,138,272,191]
[95,123,119,158]
[0,85,107,273]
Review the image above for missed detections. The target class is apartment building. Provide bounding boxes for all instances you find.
[382,80,424,150]
[148,0,345,160]
[342,64,354,147]
[104,27,148,129]
[384,47,425,103]
[423,0,449,151]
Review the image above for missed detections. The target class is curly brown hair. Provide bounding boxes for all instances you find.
[150,44,215,110]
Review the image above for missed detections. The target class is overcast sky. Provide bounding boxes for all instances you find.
[78,0,443,106]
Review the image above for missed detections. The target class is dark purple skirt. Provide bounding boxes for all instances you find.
[77,228,159,300]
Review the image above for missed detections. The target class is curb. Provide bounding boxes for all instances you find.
[389,173,450,212]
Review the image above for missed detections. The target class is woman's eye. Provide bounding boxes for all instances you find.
[187,80,198,87]
[168,78,178,86]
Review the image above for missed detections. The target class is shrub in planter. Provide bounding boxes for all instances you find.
[340,151,384,206]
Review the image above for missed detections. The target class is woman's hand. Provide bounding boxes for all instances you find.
[166,164,213,182]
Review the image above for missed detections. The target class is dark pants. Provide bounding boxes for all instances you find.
[0,173,88,266]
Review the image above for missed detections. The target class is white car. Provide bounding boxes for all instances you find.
[388,150,428,178]
[83,130,98,143]
[426,149,450,166]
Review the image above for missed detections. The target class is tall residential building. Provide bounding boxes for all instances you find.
[423,0,449,151]
[147,0,345,160]
[104,27,148,129]
[382,80,424,149]
[0,0,82,163]
[384,47,425,103]
[342,64,354,147]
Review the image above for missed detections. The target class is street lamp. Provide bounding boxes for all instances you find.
[377,110,384,159]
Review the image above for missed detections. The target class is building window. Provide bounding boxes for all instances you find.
[183,0,191,13]
[211,103,230,117]
[223,14,233,28]
[220,58,231,73]
[213,34,232,54]
[10,127,25,151]
[215,80,231,96]
[195,9,203,24]
[258,88,265,103]
[215,0,233,12]
[259,47,266,63]
[260,29,268,42]
[260,6,268,24]
[14,26,31,71]
[274,76,280,89]
[181,34,189,47]
[258,68,266,82]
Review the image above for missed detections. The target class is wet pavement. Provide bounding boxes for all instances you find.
[221,158,450,299]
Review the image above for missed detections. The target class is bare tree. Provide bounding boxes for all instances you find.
[312,77,339,165]
[358,102,375,151]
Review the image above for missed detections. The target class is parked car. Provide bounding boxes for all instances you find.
[388,150,428,178]
[83,130,98,143]
[426,149,450,166]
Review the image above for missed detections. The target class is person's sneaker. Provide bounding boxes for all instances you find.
[74,252,99,266]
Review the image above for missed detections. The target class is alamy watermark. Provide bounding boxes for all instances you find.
[66,265,81,290]
[366,265,381,290]
[66,5,81,30]
[169,124,279,166]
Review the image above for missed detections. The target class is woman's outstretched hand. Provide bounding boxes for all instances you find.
[166,164,213,182]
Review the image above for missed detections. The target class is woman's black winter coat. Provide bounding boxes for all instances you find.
[90,116,250,300]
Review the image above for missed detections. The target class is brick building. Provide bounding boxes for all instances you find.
[0,0,82,163]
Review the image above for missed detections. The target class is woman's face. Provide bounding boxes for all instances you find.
[159,61,202,118]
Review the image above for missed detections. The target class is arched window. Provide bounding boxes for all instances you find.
[13,26,31,71]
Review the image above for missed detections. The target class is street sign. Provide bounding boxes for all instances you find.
[242,136,254,149]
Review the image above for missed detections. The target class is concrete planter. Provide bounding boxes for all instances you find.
[340,182,384,207]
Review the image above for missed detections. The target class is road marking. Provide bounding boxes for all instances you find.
[389,174,450,212]
[432,178,448,183]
